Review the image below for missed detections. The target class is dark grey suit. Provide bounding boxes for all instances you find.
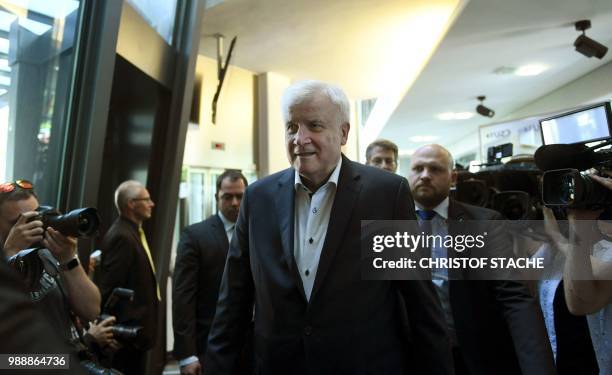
[446,199,556,375]
[204,155,453,375]
[173,214,229,361]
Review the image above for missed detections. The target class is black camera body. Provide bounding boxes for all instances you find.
[30,206,101,238]
[535,142,612,209]
[454,153,542,220]
[100,288,142,342]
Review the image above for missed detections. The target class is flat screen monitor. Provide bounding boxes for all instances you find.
[539,102,612,145]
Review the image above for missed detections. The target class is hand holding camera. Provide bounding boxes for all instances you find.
[88,316,121,350]
[2,211,43,257]
[42,227,77,265]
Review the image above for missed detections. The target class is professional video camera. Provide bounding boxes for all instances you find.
[99,288,142,342]
[454,143,542,220]
[535,101,612,210]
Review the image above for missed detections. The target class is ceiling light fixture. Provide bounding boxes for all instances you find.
[476,96,495,118]
[409,135,439,142]
[515,64,547,76]
[436,112,474,120]
[574,19,608,59]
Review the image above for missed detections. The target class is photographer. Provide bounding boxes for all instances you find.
[543,171,612,374]
[0,180,101,343]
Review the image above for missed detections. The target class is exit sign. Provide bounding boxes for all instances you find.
[211,142,225,151]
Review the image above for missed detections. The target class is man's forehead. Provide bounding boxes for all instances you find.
[372,147,395,157]
[411,154,448,167]
[0,197,38,218]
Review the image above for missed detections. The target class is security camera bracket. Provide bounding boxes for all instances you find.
[575,20,591,33]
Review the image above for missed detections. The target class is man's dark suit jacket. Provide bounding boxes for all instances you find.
[98,216,159,350]
[204,155,453,375]
[173,214,229,361]
[446,199,556,375]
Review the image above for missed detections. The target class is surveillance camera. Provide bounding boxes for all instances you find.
[476,104,495,118]
[574,35,608,59]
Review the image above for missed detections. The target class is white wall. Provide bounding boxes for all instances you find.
[257,72,291,176]
[183,55,256,171]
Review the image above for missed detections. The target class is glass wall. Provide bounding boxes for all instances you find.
[0,0,83,205]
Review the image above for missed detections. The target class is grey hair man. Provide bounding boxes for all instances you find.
[204,80,453,375]
[97,180,159,375]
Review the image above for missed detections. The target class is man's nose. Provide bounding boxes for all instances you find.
[293,125,311,146]
[231,196,241,205]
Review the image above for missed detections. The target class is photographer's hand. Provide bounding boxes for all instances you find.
[44,227,102,321]
[2,211,43,257]
[43,227,77,263]
[181,361,202,375]
[88,316,116,347]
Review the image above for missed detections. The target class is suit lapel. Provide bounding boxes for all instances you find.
[310,157,362,303]
[275,169,307,301]
[448,199,469,280]
[211,214,230,253]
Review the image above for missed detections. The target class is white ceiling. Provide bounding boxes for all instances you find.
[382,0,612,154]
[199,0,460,99]
[199,0,612,155]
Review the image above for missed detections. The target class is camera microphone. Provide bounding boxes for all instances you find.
[534,144,597,171]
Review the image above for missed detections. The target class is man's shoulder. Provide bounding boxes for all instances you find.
[450,199,502,220]
[247,167,293,193]
[352,160,403,181]
[184,214,220,234]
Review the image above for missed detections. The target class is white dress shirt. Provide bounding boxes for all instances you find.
[293,158,342,301]
[218,211,236,242]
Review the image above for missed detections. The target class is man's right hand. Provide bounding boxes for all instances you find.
[180,361,201,375]
[3,211,43,257]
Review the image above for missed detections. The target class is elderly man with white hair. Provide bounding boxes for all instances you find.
[204,80,452,375]
[98,180,159,375]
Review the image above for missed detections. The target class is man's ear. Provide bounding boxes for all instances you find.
[451,170,458,186]
[340,122,350,145]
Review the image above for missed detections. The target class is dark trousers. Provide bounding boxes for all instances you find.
[112,346,147,375]
[452,346,471,375]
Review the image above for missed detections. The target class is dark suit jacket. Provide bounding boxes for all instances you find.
[446,199,556,375]
[204,155,453,375]
[173,214,229,360]
[98,216,159,350]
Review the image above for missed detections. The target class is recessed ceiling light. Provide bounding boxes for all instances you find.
[436,112,474,120]
[515,64,547,76]
[398,149,415,157]
[409,135,439,143]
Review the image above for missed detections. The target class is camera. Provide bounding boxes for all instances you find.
[31,206,101,238]
[100,288,142,342]
[536,102,612,209]
[454,143,542,220]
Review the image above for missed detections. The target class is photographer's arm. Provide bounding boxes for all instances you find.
[43,227,101,321]
[564,209,612,315]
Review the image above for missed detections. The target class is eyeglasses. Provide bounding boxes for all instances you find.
[0,180,34,194]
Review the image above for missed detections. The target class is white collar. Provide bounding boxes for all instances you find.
[294,157,343,193]
[217,211,235,231]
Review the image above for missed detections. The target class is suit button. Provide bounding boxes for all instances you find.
[303,326,312,336]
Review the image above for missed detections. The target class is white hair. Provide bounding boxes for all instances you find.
[281,80,350,125]
[114,180,144,214]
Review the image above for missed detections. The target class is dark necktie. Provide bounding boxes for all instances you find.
[417,209,436,235]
